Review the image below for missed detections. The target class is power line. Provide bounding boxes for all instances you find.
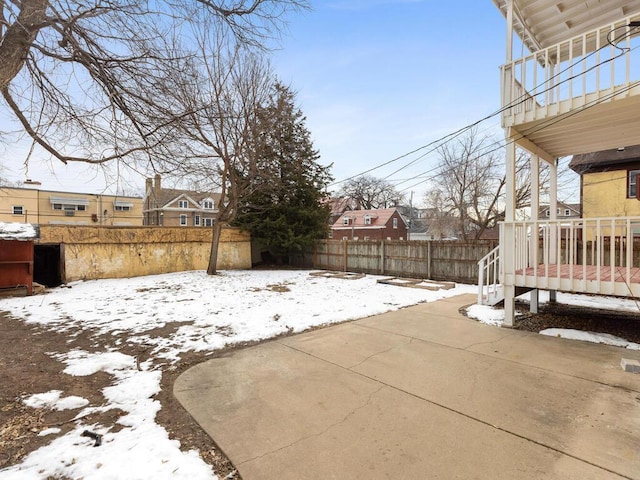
[330,25,640,188]
[396,77,640,196]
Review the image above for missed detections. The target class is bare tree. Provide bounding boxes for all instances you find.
[144,25,277,274]
[423,129,537,241]
[0,0,307,168]
[339,175,405,210]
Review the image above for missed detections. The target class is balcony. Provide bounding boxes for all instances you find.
[501,14,640,158]
[504,217,640,297]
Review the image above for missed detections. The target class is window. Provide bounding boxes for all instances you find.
[564,209,570,216]
[343,217,350,225]
[328,231,333,239]
[180,214,187,226]
[203,218,214,227]
[364,236,370,241]
[545,210,550,217]
[203,200,214,209]
[364,215,371,225]
[178,200,188,208]
[629,170,640,198]
[12,205,23,215]
[556,208,561,215]
[393,218,398,229]
[52,203,85,211]
[194,215,201,226]
[114,202,133,212]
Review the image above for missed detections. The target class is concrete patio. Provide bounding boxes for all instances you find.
[175,294,640,479]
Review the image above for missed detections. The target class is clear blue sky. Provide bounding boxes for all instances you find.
[272,1,508,201]
[5,2,575,203]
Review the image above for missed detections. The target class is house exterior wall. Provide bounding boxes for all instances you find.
[155,200,218,227]
[582,170,640,218]
[38,225,251,281]
[0,187,143,225]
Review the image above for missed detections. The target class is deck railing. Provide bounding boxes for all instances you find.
[502,217,640,297]
[501,15,640,125]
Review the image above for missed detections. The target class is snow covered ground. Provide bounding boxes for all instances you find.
[0,270,476,479]
[466,290,640,350]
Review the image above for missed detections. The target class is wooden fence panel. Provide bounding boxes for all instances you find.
[293,239,498,284]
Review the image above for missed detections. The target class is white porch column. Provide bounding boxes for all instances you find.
[530,154,540,314]
[549,159,558,303]
[503,141,517,327]
[502,0,516,327]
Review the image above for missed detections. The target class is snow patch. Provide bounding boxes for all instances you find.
[540,329,640,350]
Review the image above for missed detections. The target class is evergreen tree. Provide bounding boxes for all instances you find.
[234,82,332,259]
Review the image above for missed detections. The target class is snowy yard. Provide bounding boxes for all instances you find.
[0,270,476,479]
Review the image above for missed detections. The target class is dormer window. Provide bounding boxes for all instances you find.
[364,215,371,225]
[203,199,214,209]
[343,217,351,225]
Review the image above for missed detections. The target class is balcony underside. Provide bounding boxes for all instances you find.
[506,84,640,158]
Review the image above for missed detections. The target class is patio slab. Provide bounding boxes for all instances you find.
[175,294,640,479]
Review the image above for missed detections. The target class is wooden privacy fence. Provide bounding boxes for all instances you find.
[292,239,499,284]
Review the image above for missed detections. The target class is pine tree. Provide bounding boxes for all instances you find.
[234,83,332,260]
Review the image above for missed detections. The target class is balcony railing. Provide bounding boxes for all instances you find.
[501,217,640,297]
[501,15,640,126]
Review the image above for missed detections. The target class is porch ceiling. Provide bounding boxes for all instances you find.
[492,0,640,52]
[509,89,640,157]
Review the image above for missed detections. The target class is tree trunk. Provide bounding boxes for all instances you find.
[207,222,224,275]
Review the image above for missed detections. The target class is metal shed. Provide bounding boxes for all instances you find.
[0,222,39,296]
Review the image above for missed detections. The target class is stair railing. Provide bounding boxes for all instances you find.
[478,245,500,305]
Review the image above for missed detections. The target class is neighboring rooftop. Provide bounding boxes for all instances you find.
[569,145,640,173]
[332,208,406,228]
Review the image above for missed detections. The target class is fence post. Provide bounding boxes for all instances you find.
[313,241,318,269]
[343,239,347,272]
[427,240,432,278]
[380,240,385,275]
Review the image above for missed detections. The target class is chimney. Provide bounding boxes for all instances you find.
[154,174,161,193]
[145,177,152,192]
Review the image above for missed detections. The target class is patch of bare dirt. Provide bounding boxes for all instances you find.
[513,300,640,344]
[0,311,240,478]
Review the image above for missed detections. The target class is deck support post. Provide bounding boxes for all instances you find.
[530,154,540,315]
[530,289,539,313]
[549,158,558,303]
[503,140,517,327]
[503,285,516,327]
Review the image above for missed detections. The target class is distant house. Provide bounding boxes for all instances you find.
[143,175,221,227]
[0,184,143,226]
[539,202,581,219]
[569,145,640,218]
[330,208,408,241]
[324,196,359,225]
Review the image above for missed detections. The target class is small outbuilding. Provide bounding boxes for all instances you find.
[0,222,39,296]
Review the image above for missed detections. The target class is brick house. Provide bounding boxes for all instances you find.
[330,208,408,241]
[143,175,221,227]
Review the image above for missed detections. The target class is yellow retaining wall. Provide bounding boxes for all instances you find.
[38,225,251,282]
